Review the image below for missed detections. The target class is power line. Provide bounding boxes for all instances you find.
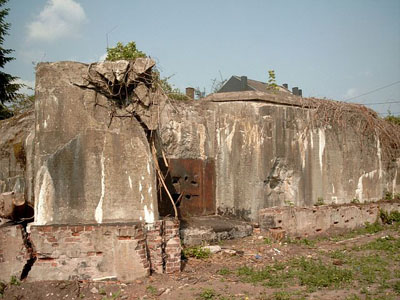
[364,100,400,106]
[344,80,400,101]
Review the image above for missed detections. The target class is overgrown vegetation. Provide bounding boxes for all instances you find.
[300,96,400,161]
[105,41,189,101]
[380,209,400,224]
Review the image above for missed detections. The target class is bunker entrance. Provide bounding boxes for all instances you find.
[158,158,216,218]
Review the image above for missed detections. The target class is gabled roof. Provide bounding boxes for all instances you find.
[217,75,291,94]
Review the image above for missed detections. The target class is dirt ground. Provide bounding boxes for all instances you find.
[1,223,400,300]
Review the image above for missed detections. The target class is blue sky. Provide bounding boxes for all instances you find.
[4,0,400,115]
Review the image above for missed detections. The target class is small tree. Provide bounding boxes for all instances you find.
[0,0,23,120]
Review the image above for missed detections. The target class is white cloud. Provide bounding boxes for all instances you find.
[27,0,87,42]
[344,88,358,99]
[14,79,35,95]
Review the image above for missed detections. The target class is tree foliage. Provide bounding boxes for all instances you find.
[105,41,146,62]
[0,0,23,120]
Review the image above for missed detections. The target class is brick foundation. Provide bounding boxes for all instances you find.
[0,219,182,282]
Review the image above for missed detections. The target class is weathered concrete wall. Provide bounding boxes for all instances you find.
[259,201,400,237]
[0,111,34,203]
[159,91,400,221]
[33,62,158,225]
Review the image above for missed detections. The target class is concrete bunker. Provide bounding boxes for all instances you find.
[0,58,399,282]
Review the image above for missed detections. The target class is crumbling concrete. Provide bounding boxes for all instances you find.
[259,201,400,237]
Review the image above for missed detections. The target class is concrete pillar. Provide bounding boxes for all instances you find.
[186,87,195,99]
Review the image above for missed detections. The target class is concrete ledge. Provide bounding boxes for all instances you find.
[259,201,400,237]
[180,216,253,246]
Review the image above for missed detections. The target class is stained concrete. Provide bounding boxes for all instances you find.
[159,91,400,221]
[33,61,159,225]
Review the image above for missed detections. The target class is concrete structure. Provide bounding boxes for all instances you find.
[159,91,400,221]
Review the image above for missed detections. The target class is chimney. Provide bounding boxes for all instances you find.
[241,76,248,91]
[298,89,303,97]
[186,87,195,99]
[292,87,299,96]
[283,83,288,89]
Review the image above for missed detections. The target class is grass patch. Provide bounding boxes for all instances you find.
[330,221,384,242]
[290,257,353,290]
[356,236,400,253]
[237,257,352,291]
[350,254,390,284]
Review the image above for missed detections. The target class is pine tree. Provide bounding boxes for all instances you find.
[0,0,22,119]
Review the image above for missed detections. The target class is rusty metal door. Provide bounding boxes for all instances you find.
[158,158,215,217]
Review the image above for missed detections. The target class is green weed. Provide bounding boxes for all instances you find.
[217,268,232,276]
[183,246,211,259]
[315,197,325,206]
[198,288,216,299]
[9,276,20,286]
[146,285,157,295]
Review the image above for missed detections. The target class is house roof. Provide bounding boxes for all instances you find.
[217,75,291,94]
